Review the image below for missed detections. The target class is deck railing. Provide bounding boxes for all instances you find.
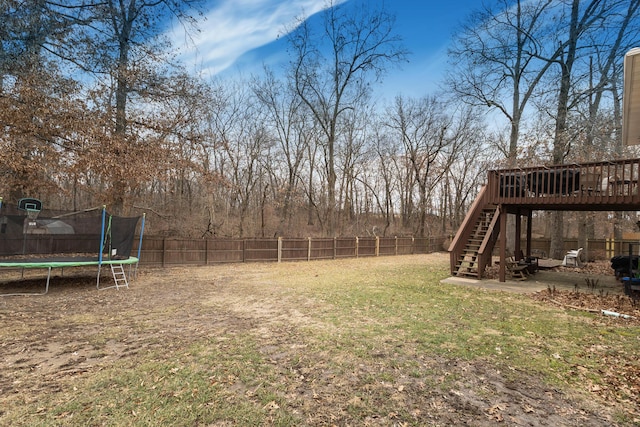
[487,158,640,209]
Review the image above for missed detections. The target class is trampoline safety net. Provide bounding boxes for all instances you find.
[0,202,141,260]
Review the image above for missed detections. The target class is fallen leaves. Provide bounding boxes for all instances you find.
[486,403,506,422]
[532,288,640,412]
[532,288,640,324]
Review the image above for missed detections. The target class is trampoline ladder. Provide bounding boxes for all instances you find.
[110,264,129,289]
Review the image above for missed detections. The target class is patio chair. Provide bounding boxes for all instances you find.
[562,248,583,267]
[506,257,529,280]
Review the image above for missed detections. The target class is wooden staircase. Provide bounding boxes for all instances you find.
[449,185,502,279]
[453,208,496,278]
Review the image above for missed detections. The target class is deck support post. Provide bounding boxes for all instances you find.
[499,206,507,282]
[526,210,533,257]
[515,208,522,260]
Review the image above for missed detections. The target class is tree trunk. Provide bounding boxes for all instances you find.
[549,0,581,260]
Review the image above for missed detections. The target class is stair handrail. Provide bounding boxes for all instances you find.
[448,185,489,274]
[476,204,501,277]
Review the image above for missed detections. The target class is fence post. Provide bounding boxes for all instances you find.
[278,237,282,263]
[242,239,246,263]
[205,239,209,265]
[395,236,398,256]
[375,236,379,257]
[307,237,311,261]
[162,237,166,267]
[606,238,613,259]
[333,237,337,259]
[355,236,359,258]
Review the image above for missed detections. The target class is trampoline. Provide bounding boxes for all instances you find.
[0,256,140,295]
[0,197,146,296]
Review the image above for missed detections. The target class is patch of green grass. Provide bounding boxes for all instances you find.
[4,335,301,427]
[286,259,638,393]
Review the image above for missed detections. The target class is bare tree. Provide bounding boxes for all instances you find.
[449,0,639,258]
[447,0,555,163]
[443,117,491,231]
[252,68,313,235]
[370,126,401,236]
[287,0,407,236]
[573,0,640,250]
[336,106,372,235]
[385,96,465,237]
[206,80,274,237]
[541,0,635,258]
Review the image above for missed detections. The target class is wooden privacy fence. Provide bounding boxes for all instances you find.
[528,238,640,260]
[136,236,446,267]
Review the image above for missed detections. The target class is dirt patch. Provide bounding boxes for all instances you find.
[0,257,638,425]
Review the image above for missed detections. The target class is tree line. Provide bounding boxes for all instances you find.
[1,0,639,248]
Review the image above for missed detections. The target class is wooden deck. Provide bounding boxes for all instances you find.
[449,158,640,282]
[486,158,640,211]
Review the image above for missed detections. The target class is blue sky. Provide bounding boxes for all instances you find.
[170,0,484,101]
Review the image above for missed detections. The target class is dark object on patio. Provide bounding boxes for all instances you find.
[517,250,539,274]
[610,255,639,278]
[527,169,580,195]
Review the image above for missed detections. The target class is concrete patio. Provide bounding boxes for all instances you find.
[442,263,623,295]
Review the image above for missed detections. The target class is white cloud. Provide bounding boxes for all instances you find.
[170,0,342,76]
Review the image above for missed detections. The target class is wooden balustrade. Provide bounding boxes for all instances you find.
[487,158,640,210]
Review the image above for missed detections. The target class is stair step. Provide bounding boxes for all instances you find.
[457,261,478,268]
[456,270,479,277]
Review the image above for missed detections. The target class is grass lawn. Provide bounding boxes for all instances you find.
[0,253,638,426]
